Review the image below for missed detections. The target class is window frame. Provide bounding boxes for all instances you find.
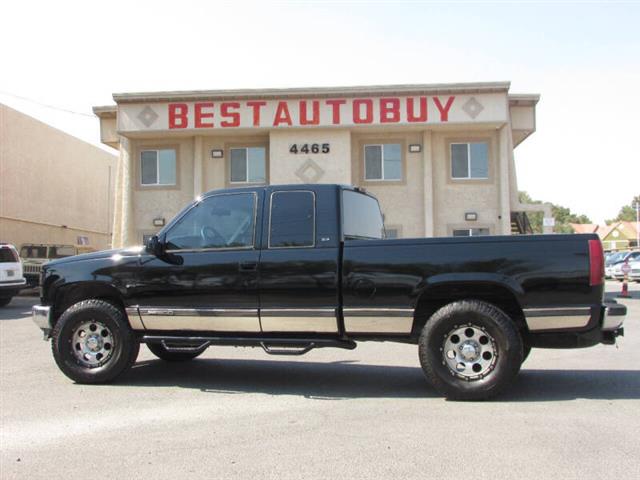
[164,192,259,253]
[228,146,267,185]
[450,142,489,180]
[451,227,491,237]
[363,143,403,182]
[267,190,316,249]
[139,148,178,186]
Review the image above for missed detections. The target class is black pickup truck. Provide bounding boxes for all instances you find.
[33,184,626,400]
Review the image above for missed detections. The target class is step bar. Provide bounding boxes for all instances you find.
[142,335,357,356]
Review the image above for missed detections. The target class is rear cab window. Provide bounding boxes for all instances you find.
[0,247,19,263]
[268,191,315,248]
[342,189,384,240]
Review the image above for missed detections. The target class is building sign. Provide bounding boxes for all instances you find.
[118,93,507,132]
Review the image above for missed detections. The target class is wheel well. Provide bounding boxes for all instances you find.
[412,283,527,339]
[53,283,125,324]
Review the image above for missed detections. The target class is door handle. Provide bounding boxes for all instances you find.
[239,261,258,272]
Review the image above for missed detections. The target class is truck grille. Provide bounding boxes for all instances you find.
[23,264,42,274]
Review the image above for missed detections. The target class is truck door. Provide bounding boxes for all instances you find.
[133,191,262,333]
[258,187,340,333]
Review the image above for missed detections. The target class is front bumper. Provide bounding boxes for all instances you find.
[32,305,52,339]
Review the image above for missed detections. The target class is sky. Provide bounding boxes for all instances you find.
[1,0,638,223]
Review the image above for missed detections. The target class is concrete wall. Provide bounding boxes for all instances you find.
[0,104,117,250]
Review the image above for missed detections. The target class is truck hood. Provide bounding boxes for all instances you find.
[45,246,146,267]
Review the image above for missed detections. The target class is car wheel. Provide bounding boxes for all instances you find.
[0,297,12,307]
[522,344,532,363]
[147,342,206,362]
[51,299,140,383]
[419,300,524,401]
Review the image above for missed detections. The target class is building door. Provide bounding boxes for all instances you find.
[132,191,262,333]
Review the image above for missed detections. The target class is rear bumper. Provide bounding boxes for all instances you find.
[0,278,27,295]
[32,305,52,339]
[528,301,626,349]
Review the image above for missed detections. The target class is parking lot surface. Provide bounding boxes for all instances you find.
[1,282,638,479]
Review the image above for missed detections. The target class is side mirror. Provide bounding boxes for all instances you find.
[146,235,165,257]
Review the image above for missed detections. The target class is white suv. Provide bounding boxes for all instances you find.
[0,243,26,307]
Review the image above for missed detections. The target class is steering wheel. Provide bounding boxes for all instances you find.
[228,216,251,246]
[200,225,225,247]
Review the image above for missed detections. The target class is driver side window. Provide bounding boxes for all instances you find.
[165,193,256,251]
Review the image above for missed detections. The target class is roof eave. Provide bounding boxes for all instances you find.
[112,81,512,104]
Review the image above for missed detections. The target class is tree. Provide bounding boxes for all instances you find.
[518,191,592,234]
[606,195,640,224]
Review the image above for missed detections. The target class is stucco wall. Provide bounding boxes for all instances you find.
[0,104,116,249]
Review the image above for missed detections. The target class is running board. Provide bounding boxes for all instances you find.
[141,335,357,355]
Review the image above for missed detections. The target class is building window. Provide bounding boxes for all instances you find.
[452,228,490,237]
[230,147,266,183]
[451,142,489,179]
[364,144,401,181]
[141,149,177,186]
[269,191,315,248]
[385,227,400,239]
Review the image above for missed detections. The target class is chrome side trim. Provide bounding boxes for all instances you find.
[138,307,260,332]
[523,307,591,331]
[125,306,146,331]
[343,308,413,334]
[260,308,337,333]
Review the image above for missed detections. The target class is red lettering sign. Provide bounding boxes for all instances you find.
[168,103,188,129]
[220,102,240,127]
[353,99,373,124]
[299,100,320,125]
[407,97,428,122]
[247,101,266,127]
[433,96,455,122]
[195,102,214,128]
[273,101,293,126]
[380,98,400,123]
[325,99,346,124]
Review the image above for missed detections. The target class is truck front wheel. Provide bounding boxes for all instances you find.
[419,300,524,401]
[51,299,140,383]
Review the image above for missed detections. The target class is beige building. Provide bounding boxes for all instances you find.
[0,104,116,250]
[94,82,549,247]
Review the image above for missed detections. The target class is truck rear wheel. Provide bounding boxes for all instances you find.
[51,299,140,383]
[419,300,524,401]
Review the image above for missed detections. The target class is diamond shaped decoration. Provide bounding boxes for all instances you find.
[462,97,484,119]
[295,159,324,183]
[137,106,159,127]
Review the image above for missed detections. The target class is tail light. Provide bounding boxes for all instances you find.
[588,239,604,286]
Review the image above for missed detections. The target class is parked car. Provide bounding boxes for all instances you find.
[0,243,26,307]
[32,184,626,400]
[628,259,640,283]
[605,251,628,278]
[611,251,640,280]
[20,244,95,287]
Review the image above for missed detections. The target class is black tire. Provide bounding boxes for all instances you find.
[147,342,206,362]
[419,300,524,401]
[51,299,140,383]
[0,297,12,307]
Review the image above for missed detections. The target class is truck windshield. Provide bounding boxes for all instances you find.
[20,246,47,259]
[49,246,76,259]
[342,190,384,240]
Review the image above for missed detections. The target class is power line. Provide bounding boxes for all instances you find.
[0,91,95,118]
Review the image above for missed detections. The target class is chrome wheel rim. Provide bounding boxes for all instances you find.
[71,320,114,367]
[441,324,497,380]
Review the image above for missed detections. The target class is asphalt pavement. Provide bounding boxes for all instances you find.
[1,282,638,479]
